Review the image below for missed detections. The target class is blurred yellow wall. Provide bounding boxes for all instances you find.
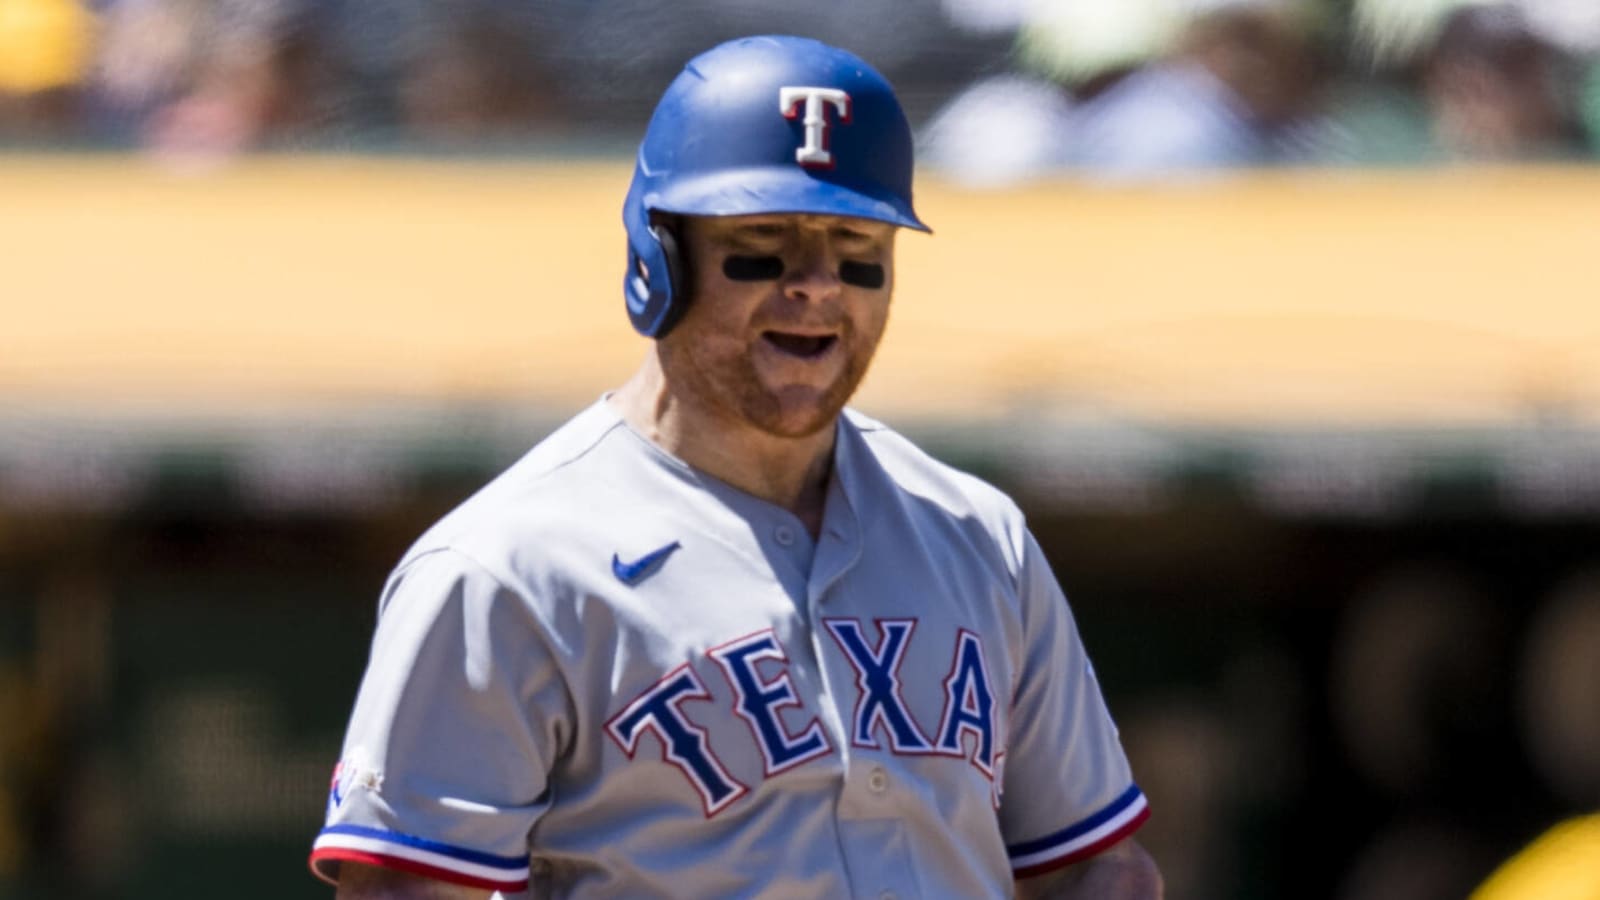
[0,0,94,92]
[3,156,1598,425]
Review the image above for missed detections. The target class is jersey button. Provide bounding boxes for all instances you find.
[868,766,888,793]
[878,891,897,900]
[774,525,796,546]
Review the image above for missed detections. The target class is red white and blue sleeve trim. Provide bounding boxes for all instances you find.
[310,824,531,892]
[1007,784,1151,878]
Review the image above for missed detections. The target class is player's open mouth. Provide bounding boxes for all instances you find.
[762,331,837,359]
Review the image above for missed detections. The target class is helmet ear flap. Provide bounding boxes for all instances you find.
[650,222,689,338]
[623,214,688,338]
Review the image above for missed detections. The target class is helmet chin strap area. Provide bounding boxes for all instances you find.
[722,255,886,290]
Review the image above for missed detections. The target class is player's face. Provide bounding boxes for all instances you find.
[660,213,897,439]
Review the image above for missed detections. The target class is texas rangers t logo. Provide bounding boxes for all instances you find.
[779,86,851,167]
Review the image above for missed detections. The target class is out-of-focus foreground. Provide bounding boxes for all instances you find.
[3,1,1600,899]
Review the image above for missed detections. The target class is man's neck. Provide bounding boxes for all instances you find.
[609,361,837,537]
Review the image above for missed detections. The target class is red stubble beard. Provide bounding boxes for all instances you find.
[661,306,887,440]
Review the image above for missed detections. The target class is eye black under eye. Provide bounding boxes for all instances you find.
[721,255,886,289]
[723,255,784,281]
[839,261,885,289]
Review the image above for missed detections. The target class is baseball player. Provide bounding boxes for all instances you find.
[310,35,1160,899]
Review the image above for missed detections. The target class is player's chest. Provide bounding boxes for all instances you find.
[579,535,1019,818]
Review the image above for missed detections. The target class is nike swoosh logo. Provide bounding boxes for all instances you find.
[612,541,682,586]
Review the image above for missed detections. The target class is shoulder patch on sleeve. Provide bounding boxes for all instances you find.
[328,747,385,811]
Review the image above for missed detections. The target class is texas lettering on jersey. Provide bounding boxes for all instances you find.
[604,619,1000,817]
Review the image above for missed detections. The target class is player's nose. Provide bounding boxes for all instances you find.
[780,234,842,304]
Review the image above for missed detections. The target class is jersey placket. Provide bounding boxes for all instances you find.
[801,444,925,900]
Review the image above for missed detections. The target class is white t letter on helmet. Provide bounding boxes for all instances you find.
[779,87,852,167]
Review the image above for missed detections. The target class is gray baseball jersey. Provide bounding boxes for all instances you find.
[310,400,1148,898]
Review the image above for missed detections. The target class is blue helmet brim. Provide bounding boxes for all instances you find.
[645,166,931,234]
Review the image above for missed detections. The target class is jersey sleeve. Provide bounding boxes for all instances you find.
[309,548,570,893]
[999,529,1149,878]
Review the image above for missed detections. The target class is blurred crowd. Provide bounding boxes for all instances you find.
[0,0,567,156]
[2,0,1598,172]
[924,0,1600,182]
[0,0,978,156]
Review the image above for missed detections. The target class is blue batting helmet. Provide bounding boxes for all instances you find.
[622,35,930,338]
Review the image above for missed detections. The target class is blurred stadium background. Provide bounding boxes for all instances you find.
[4,0,1600,897]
